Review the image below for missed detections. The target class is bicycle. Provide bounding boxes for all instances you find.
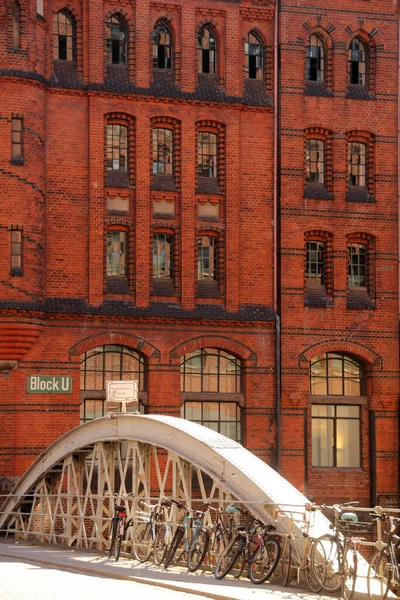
[367,513,400,600]
[277,506,321,592]
[163,499,209,572]
[108,493,134,562]
[132,498,171,564]
[310,501,371,600]
[214,506,280,583]
[207,504,237,573]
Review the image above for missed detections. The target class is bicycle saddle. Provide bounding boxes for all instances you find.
[341,512,358,523]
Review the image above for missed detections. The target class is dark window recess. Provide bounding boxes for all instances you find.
[348,243,366,288]
[106,15,128,65]
[153,22,172,70]
[10,229,22,274]
[306,139,324,184]
[306,241,324,286]
[349,38,366,86]
[348,142,366,187]
[306,34,324,82]
[13,2,21,49]
[198,236,217,281]
[107,230,127,277]
[198,132,217,178]
[53,11,74,61]
[153,233,173,279]
[245,31,263,80]
[11,118,23,160]
[106,124,128,172]
[198,26,217,74]
[152,128,173,175]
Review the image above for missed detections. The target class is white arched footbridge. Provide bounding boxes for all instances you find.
[0,414,331,549]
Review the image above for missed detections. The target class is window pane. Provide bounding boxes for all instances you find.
[337,406,360,418]
[312,417,334,466]
[203,402,219,421]
[220,403,236,421]
[310,377,327,395]
[312,405,334,417]
[185,402,202,421]
[337,418,360,467]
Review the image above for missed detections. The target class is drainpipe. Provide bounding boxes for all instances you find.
[397,1,400,500]
[273,0,281,473]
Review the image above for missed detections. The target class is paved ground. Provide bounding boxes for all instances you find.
[0,539,371,600]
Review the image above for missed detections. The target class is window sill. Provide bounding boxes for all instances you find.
[346,85,375,100]
[152,174,178,192]
[10,157,24,166]
[304,184,333,200]
[347,287,375,309]
[106,171,131,188]
[197,280,221,298]
[106,277,131,294]
[311,467,363,472]
[305,81,333,97]
[346,186,374,203]
[10,268,23,277]
[196,177,222,195]
[152,278,175,296]
[305,286,333,307]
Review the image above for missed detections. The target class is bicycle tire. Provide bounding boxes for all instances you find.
[214,535,241,580]
[132,522,153,563]
[153,523,168,566]
[164,526,184,569]
[187,529,209,572]
[367,549,391,600]
[304,544,322,593]
[342,546,358,600]
[311,535,342,592]
[208,529,229,573]
[114,533,122,561]
[108,515,118,558]
[281,538,292,586]
[249,538,281,585]
[231,549,245,579]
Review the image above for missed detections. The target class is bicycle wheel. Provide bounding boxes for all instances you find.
[164,526,184,569]
[188,529,209,572]
[114,533,122,561]
[304,545,322,593]
[132,522,153,563]
[153,523,168,566]
[342,546,358,600]
[367,549,391,600]
[231,549,245,579]
[281,539,292,586]
[208,529,229,573]
[214,535,241,580]
[108,515,118,558]
[311,535,342,592]
[249,538,281,585]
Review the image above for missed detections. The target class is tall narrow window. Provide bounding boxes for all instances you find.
[12,2,21,49]
[306,34,324,82]
[306,139,324,184]
[198,132,217,178]
[198,236,217,281]
[312,405,361,468]
[53,11,74,61]
[349,38,366,86]
[107,230,127,276]
[153,233,172,279]
[198,26,217,74]
[152,128,173,175]
[153,21,172,70]
[348,243,366,288]
[106,15,128,65]
[306,241,324,285]
[10,229,22,273]
[107,124,128,171]
[348,142,366,187]
[245,31,263,80]
[11,117,23,160]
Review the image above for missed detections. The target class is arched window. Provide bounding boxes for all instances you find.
[310,353,365,468]
[349,38,366,86]
[306,241,325,286]
[153,21,172,70]
[348,243,366,288]
[107,230,127,277]
[153,233,173,279]
[306,34,324,82]
[306,139,324,184]
[245,31,263,80]
[198,236,217,281]
[180,348,243,442]
[348,142,366,187]
[198,131,217,178]
[198,25,217,74]
[106,14,128,65]
[53,11,75,61]
[80,345,146,421]
[152,128,173,175]
[12,2,21,49]
[106,124,128,171]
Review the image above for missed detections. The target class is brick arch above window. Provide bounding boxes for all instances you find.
[196,20,220,82]
[150,116,181,190]
[170,336,256,364]
[301,26,334,94]
[299,340,382,369]
[296,17,339,45]
[152,16,180,83]
[343,19,384,51]
[104,9,134,77]
[69,332,160,361]
[346,30,377,97]
[196,120,226,194]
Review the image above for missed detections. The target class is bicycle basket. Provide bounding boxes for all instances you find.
[337,514,374,534]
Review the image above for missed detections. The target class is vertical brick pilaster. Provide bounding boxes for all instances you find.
[225,115,240,312]
[181,6,196,93]
[180,118,195,310]
[87,0,104,84]
[135,115,151,307]
[88,97,104,305]
[225,7,241,97]
[135,1,150,88]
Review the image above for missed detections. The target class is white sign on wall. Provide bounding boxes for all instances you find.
[106,380,138,413]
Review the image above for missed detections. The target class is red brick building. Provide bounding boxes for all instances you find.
[0,0,398,506]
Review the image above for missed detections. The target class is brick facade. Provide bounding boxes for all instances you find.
[0,0,398,506]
